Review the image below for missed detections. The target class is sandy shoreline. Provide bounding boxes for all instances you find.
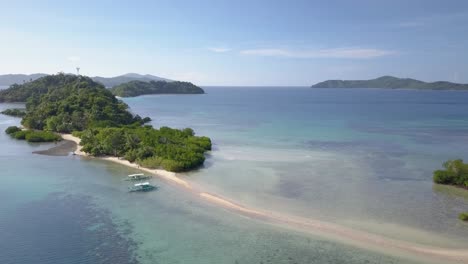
[62,133,468,263]
[32,140,77,156]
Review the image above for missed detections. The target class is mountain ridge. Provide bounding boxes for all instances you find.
[0,73,173,87]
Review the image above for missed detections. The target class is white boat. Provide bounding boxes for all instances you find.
[126,173,151,181]
[128,182,156,192]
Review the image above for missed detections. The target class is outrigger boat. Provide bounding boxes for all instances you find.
[126,173,151,181]
[128,182,156,192]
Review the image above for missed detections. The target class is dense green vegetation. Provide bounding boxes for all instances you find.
[311,76,468,90]
[2,74,211,172]
[5,126,62,142]
[5,126,21,134]
[77,126,211,172]
[433,159,468,188]
[1,108,26,117]
[20,74,139,132]
[459,212,468,222]
[110,80,204,97]
[0,74,84,102]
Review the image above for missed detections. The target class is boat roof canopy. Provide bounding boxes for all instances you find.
[135,182,150,186]
[128,173,145,177]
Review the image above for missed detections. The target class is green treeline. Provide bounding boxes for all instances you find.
[110,80,205,97]
[5,126,62,142]
[0,74,87,102]
[433,159,468,188]
[1,108,26,117]
[3,74,211,171]
[76,126,211,172]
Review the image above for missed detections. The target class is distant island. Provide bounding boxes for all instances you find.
[0,73,172,88]
[110,80,205,97]
[311,76,468,90]
[92,73,172,88]
[2,74,211,172]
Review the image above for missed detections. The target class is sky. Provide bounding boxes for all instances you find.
[0,0,468,86]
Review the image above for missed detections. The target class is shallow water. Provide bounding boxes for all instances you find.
[124,88,468,248]
[1,88,468,263]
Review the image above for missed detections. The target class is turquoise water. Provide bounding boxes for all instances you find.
[1,88,468,263]
[124,88,468,247]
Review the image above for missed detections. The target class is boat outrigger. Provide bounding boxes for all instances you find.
[128,182,157,192]
[126,173,151,181]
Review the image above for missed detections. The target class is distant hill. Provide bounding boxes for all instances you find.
[0,73,173,87]
[311,76,468,90]
[110,80,204,97]
[0,74,48,86]
[91,73,172,87]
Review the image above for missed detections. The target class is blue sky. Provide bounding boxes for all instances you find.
[0,0,467,85]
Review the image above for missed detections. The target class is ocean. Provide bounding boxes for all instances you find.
[1,87,468,263]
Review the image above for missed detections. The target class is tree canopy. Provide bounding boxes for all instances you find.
[20,74,137,133]
[5,126,62,142]
[77,126,211,172]
[433,159,468,188]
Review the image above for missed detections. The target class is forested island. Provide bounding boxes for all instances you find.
[110,80,204,97]
[2,74,211,172]
[311,76,468,90]
[1,108,26,117]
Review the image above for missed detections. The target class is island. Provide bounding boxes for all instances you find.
[1,108,26,117]
[92,73,172,88]
[311,76,468,90]
[109,80,205,97]
[3,73,211,172]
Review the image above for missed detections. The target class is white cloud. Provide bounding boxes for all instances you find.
[67,56,81,62]
[207,47,231,53]
[240,47,395,59]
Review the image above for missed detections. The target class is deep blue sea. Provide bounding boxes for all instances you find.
[1,87,468,264]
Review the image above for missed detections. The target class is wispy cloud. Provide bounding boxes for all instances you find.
[67,56,81,62]
[207,47,231,53]
[397,21,425,28]
[240,47,395,59]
